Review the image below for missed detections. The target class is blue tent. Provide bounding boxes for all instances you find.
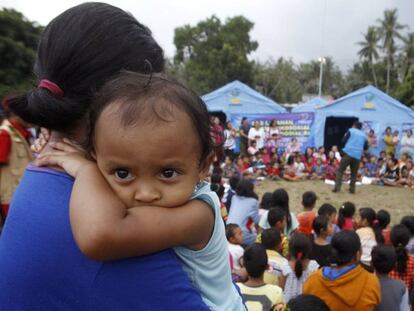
[309,85,414,156]
[292,97,327,113]
[202,80,286,121]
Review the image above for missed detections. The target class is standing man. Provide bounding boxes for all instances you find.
[0,98,33,224]
[333,121,368,194]
[239,117,250,155]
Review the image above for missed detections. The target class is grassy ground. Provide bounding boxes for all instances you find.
[254,179,414,225]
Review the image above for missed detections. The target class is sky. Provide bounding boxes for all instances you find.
[1,0,414,70]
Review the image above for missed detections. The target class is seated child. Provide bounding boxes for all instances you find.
[224,176,240,213]
[338,201,356,231]
[324,158,337,181]
[226,224,246,282]
[400,216,414,256]
[318,203,340,238]
[256,207,289,258]
[221,155,240,179]
[312,158,325,180]
[377,209,391,245]
[261,228,288,286]
[37,73,244,309]
[286,294,331,311]
[372,245,409,311]
[309,216,333,267]
[210,183,227,222]
[279,233,319,302]
[266,161,281,180]
[296,191,317,236]
[237,244,284,311]
[247,140,258,156]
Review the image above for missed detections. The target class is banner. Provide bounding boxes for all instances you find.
[231,112,314,153]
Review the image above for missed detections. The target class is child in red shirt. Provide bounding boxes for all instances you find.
[296,191,318,237]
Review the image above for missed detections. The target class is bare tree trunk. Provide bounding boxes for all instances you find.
[371,62,378,87]
[386,54,391,93]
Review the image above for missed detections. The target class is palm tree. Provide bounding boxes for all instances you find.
[402,32,414,79]
[377,9,406,93]
[358,26,380,87]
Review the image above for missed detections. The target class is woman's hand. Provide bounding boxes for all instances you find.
[36,139,94,178]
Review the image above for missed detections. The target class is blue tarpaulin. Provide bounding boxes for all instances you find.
[292,97,328,113]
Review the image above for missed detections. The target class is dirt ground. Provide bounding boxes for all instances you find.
[254,179,414,225]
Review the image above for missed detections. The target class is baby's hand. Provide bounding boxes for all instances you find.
[36,139,94,177]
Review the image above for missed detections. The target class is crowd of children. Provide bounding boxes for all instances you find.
[216,175,414,311]
[221,135,414,190]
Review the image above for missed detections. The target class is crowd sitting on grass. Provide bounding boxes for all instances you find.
[215,174,414,310]
[218,132,414,190]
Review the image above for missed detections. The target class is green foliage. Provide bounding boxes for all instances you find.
[396,66,414,107]
[173,15,258,94]
[0,8,42,98]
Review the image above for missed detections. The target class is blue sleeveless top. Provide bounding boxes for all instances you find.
[0,167,209,310]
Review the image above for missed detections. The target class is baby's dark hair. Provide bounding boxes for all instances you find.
[267,207,286,228]
[87,72,213,166]
[287,294,330,311]
[372,245,397,274]
[359,208,383,244]
[210,183,224,200]
[261,228,282,250]
[260,192,273,210]
[229,176,240,190]
[236,179,258,199]
[377,209,391,230]
[289,233,312,279]
[318,203,337,218]
[313,216,329,236]
[272,188,292,231]
[243,243,268,278]
[400,216,414,236]
[338,201,356,229]
[9,3,164,133]
[302,191,317,208]
[390,224,411,275]
[225,224,240,241]
[330,230,361,266]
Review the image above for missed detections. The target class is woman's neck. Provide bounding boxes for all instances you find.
[245,277,265,287]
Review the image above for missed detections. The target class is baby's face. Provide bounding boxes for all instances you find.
[93,103,206,209]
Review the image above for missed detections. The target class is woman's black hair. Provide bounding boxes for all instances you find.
[330,230,361,266]
[287,294,331,311]
[400,216,414,236]
[271,188,292,231]
[377,209,391,230]
[372,245,397,274]
[289,233,312,279]
[235,179,258,199]
[359,208,384,244]
[337,201,356,229]
[260,192,273,210]
[9,2,164,133]
[261,228,282,250]
[313,216,329,236]
[390,224,410,275]
[210,173,222,184]
[243,243,268,278]
[87,72,213,165]
[318,203,337,218]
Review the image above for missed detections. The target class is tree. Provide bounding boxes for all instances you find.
[173,15,258,94]
[0,8,42,98]
[377,9,405,93]
[401,32,414,79]
[396,66,414,107]
[357,26,380,87]
[253,58,302,103]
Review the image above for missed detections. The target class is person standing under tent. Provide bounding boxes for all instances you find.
[248,121,266,149]
[400,130,414,157]
[239,118,250,155]
[332,121,368,194]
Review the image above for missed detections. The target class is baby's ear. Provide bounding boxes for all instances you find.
[198,152,215,179]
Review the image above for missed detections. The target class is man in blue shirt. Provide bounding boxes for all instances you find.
[333,121,368,194]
